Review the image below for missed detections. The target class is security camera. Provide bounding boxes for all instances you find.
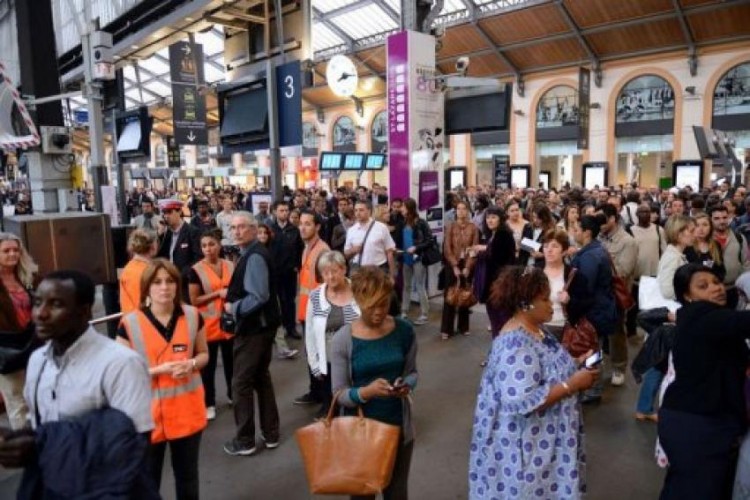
[456,57,470,76]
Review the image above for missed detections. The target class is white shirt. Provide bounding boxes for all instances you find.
[547,272,566,327]
[344,218,395,267]
[24,327,154,433]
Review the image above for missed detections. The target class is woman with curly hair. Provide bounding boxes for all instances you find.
[469,266,599,499]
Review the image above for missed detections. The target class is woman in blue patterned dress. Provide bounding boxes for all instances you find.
[469,266,600,499]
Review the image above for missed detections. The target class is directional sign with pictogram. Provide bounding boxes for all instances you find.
[169,41,208,145]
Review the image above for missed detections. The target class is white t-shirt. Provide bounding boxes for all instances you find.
[547,272,566,327]
[344,218,395,267]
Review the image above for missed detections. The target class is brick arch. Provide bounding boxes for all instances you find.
[606,68,683,180]
[528,77,579,183]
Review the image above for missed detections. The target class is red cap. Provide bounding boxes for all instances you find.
[158,199,183,211]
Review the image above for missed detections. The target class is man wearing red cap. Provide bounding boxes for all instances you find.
[156,199,202,288]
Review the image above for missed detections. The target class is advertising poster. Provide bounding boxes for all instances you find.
[387,31,409,200]
[419,171,439,210]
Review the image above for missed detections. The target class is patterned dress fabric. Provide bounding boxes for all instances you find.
[469,327,586,499]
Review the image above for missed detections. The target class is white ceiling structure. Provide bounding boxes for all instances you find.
[52,0,538,116]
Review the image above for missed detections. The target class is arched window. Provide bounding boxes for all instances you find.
[536,85,577,129]
[713,62,750,117]
[615,75,674,123]
[371,111,387,153]
[302,122,319,157]
[332,116,357,152]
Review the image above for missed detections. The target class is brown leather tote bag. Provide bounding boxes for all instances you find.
[295,393,401,495]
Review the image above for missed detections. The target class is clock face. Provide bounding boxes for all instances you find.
[326,55,359,97]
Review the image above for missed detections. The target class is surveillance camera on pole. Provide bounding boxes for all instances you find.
[90,31,115,82]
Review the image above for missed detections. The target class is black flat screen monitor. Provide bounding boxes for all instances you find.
[319,152,344,170]
[365,153,386,170]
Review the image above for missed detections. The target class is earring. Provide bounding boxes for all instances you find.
[145,297,152,307]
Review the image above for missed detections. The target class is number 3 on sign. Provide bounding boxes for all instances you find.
[284,75,294,99]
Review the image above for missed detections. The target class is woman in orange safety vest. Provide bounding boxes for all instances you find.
[188,229,234,421]
[117,258,209,500]
[119,229,157,314]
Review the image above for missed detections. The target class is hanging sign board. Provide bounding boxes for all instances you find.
[169,41,208,145]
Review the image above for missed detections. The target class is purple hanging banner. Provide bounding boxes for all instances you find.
[387,32,410,201]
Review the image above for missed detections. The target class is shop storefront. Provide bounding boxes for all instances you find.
[614,75,675,187]
[534,85,582,189]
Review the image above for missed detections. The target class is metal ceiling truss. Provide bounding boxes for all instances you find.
[554,0,601,87]
[458,0,525,96]
[312,6,385,78]
[315,0,750,78]
[671,0,697,76]
[437,0,750,68]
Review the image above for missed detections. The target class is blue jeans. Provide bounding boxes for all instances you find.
[636,368,663,414]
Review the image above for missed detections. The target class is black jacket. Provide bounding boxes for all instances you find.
[480,228,516,302]
[270,221,304,274]
[18,408,157,500]
[226,242,281,335]
[395,218,433,259]
[157,222,202,273]
[662,301,750,427]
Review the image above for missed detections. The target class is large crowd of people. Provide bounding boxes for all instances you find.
[0,178,749,499]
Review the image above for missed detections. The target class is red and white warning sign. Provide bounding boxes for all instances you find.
[0,61,40,151]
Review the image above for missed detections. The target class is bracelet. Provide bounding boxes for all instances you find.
[561,381,574,397]
[357,388,368,404]
[192,358,197,370]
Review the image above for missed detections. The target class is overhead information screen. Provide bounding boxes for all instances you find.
[343,153,365,170]
[365,154,386,170]
[319,152,344,170]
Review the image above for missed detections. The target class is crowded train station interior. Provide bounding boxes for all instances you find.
[1,0,750,498]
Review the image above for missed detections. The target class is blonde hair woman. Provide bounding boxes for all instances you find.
[0,232,38,429]
[120,229,158,314]
[657,215,695,300]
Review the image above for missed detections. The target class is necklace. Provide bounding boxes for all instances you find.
[507,317,544,341]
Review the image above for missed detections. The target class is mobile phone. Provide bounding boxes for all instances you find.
[391,377,405,390]
[584,350,603,369]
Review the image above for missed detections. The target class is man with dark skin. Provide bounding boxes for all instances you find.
[0,271,152,469]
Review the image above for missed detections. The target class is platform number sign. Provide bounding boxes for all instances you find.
[276,60,302,148]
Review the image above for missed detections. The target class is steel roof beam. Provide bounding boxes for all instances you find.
[314,0,372,21]
[371,0,401,26]
[555,0,601,87]
[672,0,697,76]
[312,6,384,79]
[468,19,526,96]
[321,0,750,61]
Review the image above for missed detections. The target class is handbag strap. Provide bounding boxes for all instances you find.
[356,221,376,266]
[656,224,662,258]
[563,268,577,292]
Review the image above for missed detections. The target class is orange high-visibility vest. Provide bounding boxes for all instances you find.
[121,305,207,443]
[192,259,234,342]
[119,258,149,314]
[297,238,329,322]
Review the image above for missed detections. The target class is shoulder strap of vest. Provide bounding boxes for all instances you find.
[193,262,213,295]
[183,306,199,344]
[122,312,148,358]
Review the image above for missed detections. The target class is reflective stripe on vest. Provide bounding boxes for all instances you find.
[122,306,206,443]
[192,260,234,341]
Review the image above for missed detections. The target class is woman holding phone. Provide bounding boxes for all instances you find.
[470,266,599,499]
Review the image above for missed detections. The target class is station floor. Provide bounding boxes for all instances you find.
[0,300,665,499]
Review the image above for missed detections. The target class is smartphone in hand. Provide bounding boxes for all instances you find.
[584,350,603,369]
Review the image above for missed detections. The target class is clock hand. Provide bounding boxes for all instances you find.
[338,72,353,82]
